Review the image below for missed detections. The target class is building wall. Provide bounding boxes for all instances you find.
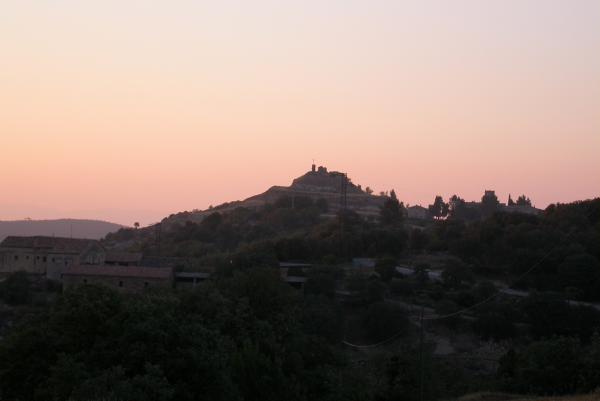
[0,248,43,274]
[0,243,106,279]
[0,247,80,278]
[62,274,172,293]
[80,245,106,265]
[45,254,78,281]
[407,206,429,220]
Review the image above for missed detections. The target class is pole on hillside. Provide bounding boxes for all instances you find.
[339,173,348,257]
[419,304,425,401]
[155,223,162,257]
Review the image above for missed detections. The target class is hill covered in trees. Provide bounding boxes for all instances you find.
[1,197,599,401]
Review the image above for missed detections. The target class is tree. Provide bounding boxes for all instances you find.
[134,222,140,229]
[506,336,583,395]
[507,194,515,206]
[441,260,474,289]
[304,267,337,298]
[409,228,429,252]
[365,186,373,195]
[0,271,31,305]
[413,263,430,288]
[375,257,397,282]
[448,194,480,221]
[516,194,532,206]
[480,190,500,217]
[315,198,329,213]
[428,196,449,220]
[302,295,343,343]
[361,302,409,342]
[472,303,516,341]
[380,197,405,225]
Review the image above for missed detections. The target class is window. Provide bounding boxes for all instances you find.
[118,281,123,287]
[83,279,88,284]
[51,257,55,263]
[26,255,29,260]
[42,256,47,262]
[14,255,18,261]
[144,282,149,288]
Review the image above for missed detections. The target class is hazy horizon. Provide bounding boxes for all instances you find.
[2,0,599,226]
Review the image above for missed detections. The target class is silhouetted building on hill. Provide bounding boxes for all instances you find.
[407,205,429,220]
[291,165,363,194]
[450,190,542,220]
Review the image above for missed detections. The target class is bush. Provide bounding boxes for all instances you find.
[375,257,397,282]
[390,278,415,296]
[500,336,583,395]
[362,301,409,342]
[472,303,517,341]
[0,271,31,305]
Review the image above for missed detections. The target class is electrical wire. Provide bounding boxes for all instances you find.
[342,224,583,349]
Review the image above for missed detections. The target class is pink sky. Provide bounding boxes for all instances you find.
[1,1,599,226]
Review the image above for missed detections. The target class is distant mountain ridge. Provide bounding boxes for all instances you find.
[0,219,123,241]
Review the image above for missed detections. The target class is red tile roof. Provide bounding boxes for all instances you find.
[0,236,99,253]
[104,251,143,263]
[62,265,173,279]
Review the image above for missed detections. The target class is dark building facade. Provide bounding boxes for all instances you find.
[62,265,173,293]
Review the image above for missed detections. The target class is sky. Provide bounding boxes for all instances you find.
[1,0,599,226]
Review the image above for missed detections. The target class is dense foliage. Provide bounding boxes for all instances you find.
[0,270,361,401]
[2,198,600,400]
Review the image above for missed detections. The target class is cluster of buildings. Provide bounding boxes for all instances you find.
[0,236,201,292]
[0,235,386,295]
[406,190,541,221]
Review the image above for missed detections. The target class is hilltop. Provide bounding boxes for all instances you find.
[0,218,123,241]
[164,164,386,226]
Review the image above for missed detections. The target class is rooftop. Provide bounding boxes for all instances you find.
[104,251,143,264]
[0,235,99,253]
[62,265,173,279]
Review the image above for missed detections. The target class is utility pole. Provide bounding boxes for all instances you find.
[340,173,348,211]
[155,222,162,257]
[419,304,426,401]
[339,173,348,257]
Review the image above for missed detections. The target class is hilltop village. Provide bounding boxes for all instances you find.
[0,165,543,293]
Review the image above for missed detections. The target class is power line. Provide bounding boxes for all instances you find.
[341,224,582,349]
[342,331,406,349]
[423,226,577,321]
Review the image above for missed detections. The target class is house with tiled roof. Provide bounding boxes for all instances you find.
[0,236,105,280]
